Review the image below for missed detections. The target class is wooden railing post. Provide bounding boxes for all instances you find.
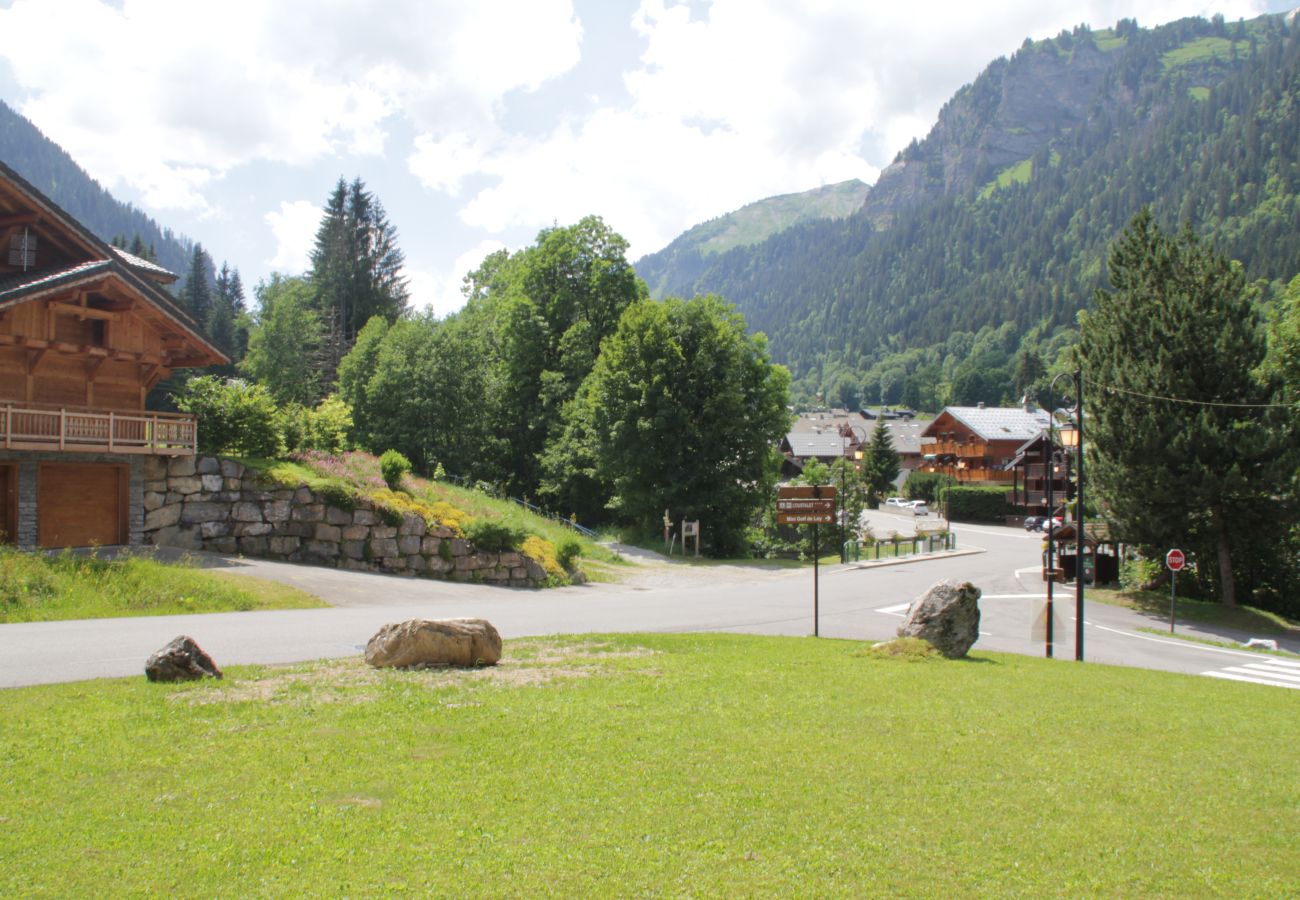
[58,408,65,450]
[108,410,115,453]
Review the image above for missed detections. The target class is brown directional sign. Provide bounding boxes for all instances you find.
[778,485,837,500]
[776,485,836,524]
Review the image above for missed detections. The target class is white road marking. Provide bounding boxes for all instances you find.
[982,593,1048,599]
[1204,669,1300,690]
[875,603,910,616]
[1087,622,1284,662]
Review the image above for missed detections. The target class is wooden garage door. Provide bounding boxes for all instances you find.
[38,463,127,548]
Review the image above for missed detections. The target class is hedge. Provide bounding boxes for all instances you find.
[937,484,1023,522]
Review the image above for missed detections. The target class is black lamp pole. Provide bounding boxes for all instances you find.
[1074,368,1085,663]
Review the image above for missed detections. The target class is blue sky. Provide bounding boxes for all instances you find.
[1,0,1294,315]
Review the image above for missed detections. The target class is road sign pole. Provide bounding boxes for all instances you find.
[813,523,820,637]
[1170,570,1177,634]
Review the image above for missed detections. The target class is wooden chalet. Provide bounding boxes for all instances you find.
[0,160,225,548]
[918,403,1051,486]
[1003,432,1074,519]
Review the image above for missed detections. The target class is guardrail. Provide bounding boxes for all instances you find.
[843,532,955,561]
[0,403,196,455]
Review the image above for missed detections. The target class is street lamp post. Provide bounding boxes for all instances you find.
[1049,369,1086,663]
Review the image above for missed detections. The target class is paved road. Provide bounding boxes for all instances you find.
[2,511,1296,688]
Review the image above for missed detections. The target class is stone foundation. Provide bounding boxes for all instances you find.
[141,456,548,587]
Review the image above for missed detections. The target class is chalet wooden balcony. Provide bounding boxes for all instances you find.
[928,441,989,459]
[0,402,196,456]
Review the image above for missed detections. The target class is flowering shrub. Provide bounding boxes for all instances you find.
[379,449,412,489]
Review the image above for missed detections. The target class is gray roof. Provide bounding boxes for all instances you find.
[110,246,176,280]
[0,260,113,304]
[784,431,849,458]
[880,419,927,455]
[926,406,1052,442]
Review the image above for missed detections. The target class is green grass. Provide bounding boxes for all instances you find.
[978,156,1034,199]
[1188,85,1211,101]
[2,633,1297,895]
[240,452,627,577]
[1161,36,1252,71]
[1136,626,1298,657]
[0,547,325,622]
[1089,586,1300,637]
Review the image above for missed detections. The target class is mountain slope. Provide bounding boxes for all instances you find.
[635,14,1300,405]
[638,179,868,296]
[0,99,196,278]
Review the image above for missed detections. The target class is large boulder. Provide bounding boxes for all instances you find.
[897,580,982,659]
[365,618,502,669]
[145,635,223,682]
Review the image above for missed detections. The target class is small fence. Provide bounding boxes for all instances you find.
[843,531,956,562]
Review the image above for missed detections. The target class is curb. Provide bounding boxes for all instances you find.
[837,547,986,572]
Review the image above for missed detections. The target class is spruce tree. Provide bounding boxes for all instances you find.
[862,417,901,506]
[307,176,410,392]
[1079,210,1290,608]
[178,244,213,327]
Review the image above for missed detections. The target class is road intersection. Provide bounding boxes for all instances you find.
[1,510,1296,689]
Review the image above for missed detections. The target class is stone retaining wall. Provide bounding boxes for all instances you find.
[141,456,547,587]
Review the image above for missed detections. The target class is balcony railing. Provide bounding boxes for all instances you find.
[1,403,196,456]
[928,441,989,459]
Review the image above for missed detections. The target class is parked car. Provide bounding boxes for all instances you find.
[1024,516,1044,531]
[909,502,930,516]
[885,497,908,508]
[1040,516,1064,533]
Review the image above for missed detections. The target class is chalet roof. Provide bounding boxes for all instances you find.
[922,406,1052,442]
[0,260,112,301]
[110,245,178,284]
[784,431,849,459]
[0,160,224,366]
[1003,431,1055,469]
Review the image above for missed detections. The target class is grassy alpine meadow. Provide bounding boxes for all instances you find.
[0,547,325,622]
[2,634,1297,896]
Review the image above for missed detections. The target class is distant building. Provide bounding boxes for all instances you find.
[782,408,926,483]
[918,403,1051,485]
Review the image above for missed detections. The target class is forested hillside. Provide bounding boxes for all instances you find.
[0,99,195,277]
[637,13,1300,408]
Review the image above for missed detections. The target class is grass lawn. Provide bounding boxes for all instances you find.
[2,634,1297,895]
[0,548,325,623]
[1088,586,1300,638]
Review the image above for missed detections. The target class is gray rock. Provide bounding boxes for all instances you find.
[219,458,243,478]
[145,635,222,682]
[897,580,982,659]
[171,475,203,495]
[196,457,221,475]
[365,618,502,669]
[144,504,181,531]
[167,457,197,478]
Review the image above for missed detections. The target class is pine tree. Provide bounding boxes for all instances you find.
[862,417,901,505]
[1079,210,1291,608]
[178,244,213,327]
[307,176,409,392]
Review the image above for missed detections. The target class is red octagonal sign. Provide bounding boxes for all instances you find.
[1166,549,1186,572]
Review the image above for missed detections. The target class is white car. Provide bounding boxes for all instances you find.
[885,497,908,508]
[908,501,930,516]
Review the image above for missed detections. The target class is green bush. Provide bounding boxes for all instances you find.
[1120,556,1163,592]
[175,375,280,457]
[464,519,527,552]
[938,485,1018,522]
[379,449,412,489]
[903,471,957,504]
[557,537,582,571]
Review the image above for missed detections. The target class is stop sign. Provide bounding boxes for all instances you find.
[1166,549,1186,572]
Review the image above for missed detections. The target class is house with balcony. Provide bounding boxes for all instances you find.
[0,161,225,548]
[918,403,1051,486]
[1003,432,1075,520]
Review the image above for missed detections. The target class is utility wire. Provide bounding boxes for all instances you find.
[1083,376,1299,409]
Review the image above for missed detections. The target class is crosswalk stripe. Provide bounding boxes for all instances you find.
[1204,671,1300,690]
[1256,657,1300,670]
[1233,664,1300,683]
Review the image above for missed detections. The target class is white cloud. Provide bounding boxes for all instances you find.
[408,239,508,318]
[264,200,323,274]
[0,0,582,209]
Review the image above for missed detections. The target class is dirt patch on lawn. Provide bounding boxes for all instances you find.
[169,638,657,706]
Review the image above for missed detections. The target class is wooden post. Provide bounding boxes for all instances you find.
[58,408,65,450]
[108,411,115,453]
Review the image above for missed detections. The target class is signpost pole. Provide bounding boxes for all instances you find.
[1166,548,1184,633]
[813,523,820,637]
[1170,570,1177,634]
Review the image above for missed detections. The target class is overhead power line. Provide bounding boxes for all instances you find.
[1084,376,1299,410]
